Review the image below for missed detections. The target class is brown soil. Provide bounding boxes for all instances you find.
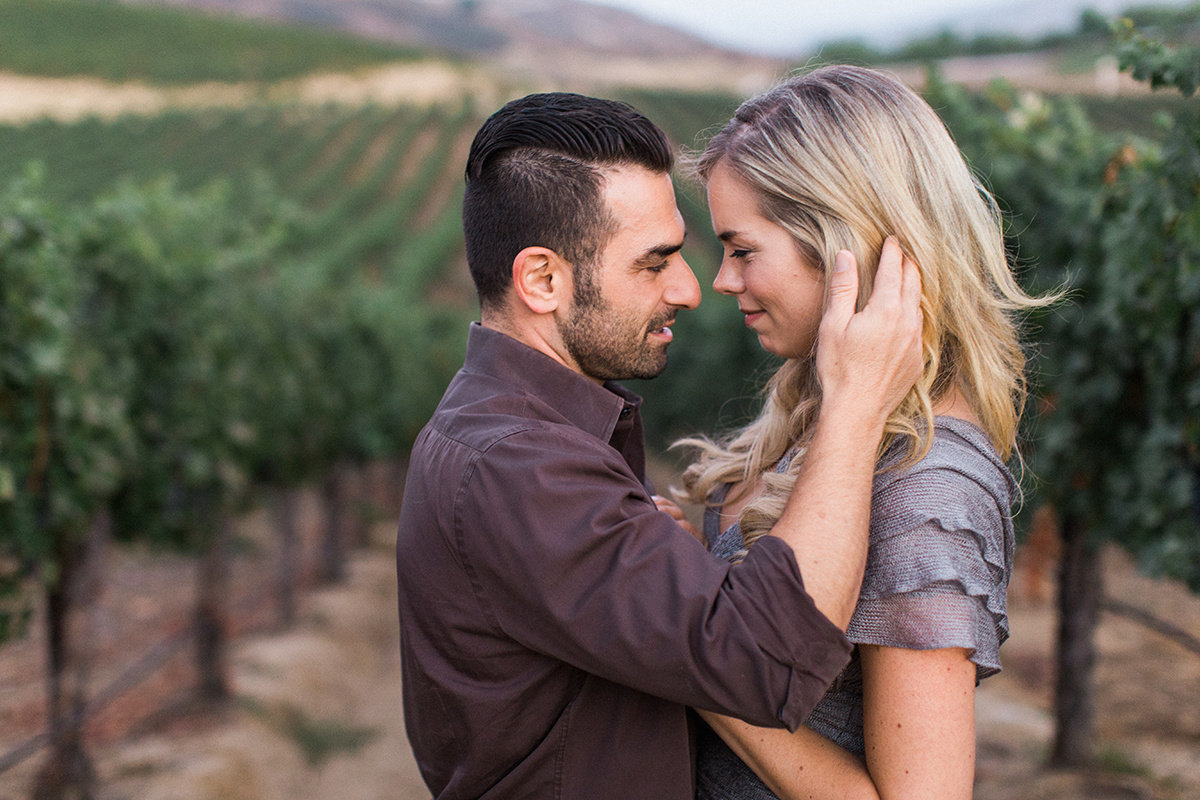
[0,62,495,125]
[0,468,431,800]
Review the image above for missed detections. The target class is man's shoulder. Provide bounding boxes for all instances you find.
[418,373,608,463]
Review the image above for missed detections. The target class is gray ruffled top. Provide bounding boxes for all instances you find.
[696,417,1017,799]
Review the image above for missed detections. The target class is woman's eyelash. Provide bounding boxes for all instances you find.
[730,249,751,259]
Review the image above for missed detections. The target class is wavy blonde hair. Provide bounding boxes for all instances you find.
[678,65,1051,551]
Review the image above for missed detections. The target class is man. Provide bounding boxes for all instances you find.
[396,92,922,799]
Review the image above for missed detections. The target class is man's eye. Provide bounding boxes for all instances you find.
[647,261,669,273]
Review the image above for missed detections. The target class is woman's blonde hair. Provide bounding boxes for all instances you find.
[678,64,1050,550]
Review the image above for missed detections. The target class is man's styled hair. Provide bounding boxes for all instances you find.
[462,92,674,310]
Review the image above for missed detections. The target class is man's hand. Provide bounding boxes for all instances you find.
[816,236,923,428]
[768,236,922,629]
[653,494,704,545]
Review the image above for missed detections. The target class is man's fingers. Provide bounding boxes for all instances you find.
[901,253,923,326]
[866,236,903,308]
[652,494,684,520]
[814,235,925,416]
[823,249,859,332]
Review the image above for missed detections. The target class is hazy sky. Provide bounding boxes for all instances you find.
[585,0,1168,56]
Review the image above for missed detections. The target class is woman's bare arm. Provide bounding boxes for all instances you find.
[860,645,978,799]
[699,710,880,800]
[700,645,977,800]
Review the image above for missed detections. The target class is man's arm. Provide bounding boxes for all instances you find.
[767,237,923,628]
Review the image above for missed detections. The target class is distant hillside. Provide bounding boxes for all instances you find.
[0,0,425,84]
[136,0,739,58]
[121,0,784,92]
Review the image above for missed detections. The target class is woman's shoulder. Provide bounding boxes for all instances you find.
[856,419,1015,670]
[866,416,1016,592]
[873,416,1018,522]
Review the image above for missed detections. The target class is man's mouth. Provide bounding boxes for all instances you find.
[648,319,675,341]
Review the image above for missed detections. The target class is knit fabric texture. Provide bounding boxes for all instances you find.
[696,416,1017,798]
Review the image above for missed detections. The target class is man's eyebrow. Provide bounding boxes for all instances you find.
[634,234,687,267]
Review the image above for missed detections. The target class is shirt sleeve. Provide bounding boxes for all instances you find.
[847,462,1013,678]
[455,426,851,731]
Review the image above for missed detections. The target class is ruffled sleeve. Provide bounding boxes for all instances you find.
[846,418,1017,679]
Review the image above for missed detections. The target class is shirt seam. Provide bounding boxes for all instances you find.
[450,424,540,633]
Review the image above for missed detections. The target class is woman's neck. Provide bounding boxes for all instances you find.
[932,388,981,427]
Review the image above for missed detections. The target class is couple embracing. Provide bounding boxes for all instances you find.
[397,65,1045,800]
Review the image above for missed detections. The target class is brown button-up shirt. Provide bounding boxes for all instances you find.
[396,324,851,799]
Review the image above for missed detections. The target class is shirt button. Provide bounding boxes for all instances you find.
[619,407,632,418]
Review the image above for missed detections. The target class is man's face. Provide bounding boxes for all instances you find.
[557,166,701,381]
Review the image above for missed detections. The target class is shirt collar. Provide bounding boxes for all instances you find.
[462,323,642,443]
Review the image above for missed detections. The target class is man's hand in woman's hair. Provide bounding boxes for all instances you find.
[815,235,923,428]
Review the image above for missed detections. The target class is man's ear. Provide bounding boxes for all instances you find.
[512,246,572,315]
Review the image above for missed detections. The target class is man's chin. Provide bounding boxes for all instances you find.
[628,353,671,381]
[593,357,668,382]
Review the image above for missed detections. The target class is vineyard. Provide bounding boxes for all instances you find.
[1,1,1200,797]
[0,78,760,797]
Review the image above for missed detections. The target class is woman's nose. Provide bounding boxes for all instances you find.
[712,259,742,296]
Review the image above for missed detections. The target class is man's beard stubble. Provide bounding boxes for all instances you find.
[558,266,673,382]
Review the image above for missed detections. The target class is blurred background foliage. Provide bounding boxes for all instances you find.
[1,0,1198,788]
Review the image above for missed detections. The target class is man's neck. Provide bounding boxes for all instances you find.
[479,311,599,385]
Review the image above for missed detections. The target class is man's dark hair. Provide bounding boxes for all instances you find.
[462,92,674,309]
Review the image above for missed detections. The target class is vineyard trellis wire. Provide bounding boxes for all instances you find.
[0,466,393,775]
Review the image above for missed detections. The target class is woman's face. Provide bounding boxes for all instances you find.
[706,160,826,360]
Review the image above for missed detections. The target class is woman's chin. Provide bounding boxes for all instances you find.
[756,335,803,360]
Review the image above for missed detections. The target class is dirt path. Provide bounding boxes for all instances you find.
[0,51,778,127]
[0,61,497,125]
[77,524,432,800]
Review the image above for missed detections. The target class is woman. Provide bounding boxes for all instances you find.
[670,65,1051,799]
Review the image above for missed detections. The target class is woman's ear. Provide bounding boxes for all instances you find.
[512,246,572,315]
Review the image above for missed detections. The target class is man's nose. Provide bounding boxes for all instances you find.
[666,255,702,309]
